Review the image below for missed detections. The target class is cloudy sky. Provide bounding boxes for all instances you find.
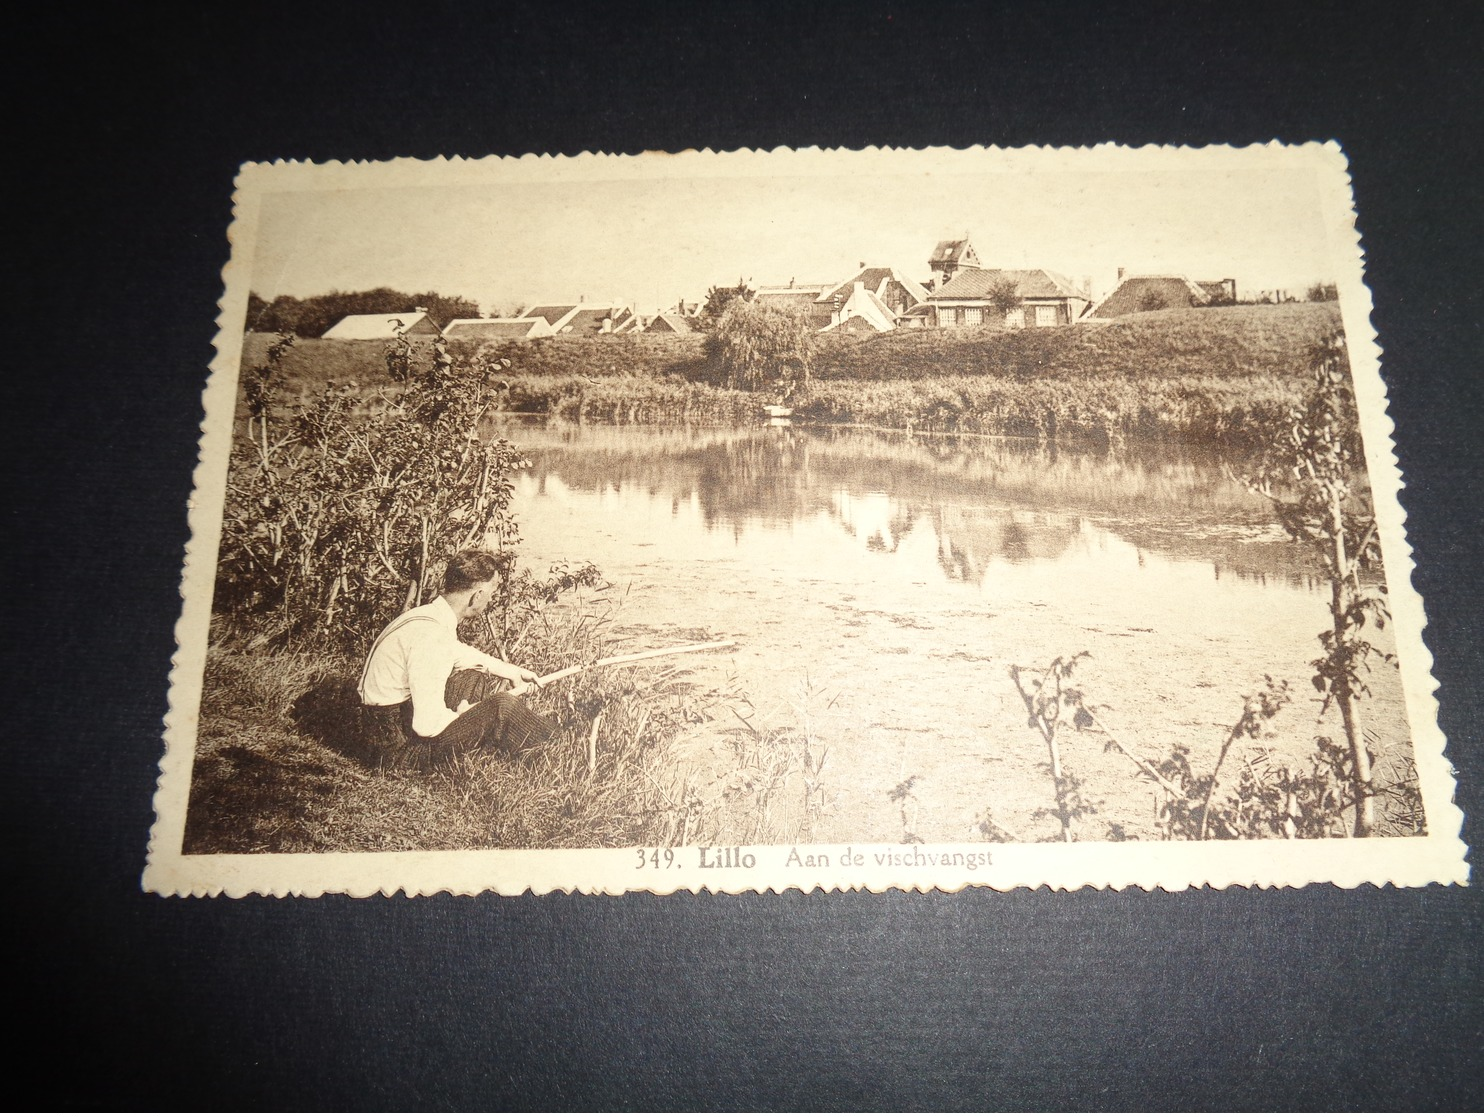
[244,149,1344,316]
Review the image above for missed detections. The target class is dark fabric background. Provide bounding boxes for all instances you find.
[11,3,1482,1109]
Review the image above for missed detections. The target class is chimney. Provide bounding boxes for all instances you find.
[1116,268,1126,283]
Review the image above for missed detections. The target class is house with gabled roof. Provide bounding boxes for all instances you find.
[820,281,898,334]
[753,282,837,329]
[643,312,694,334]
[322,309,443,340]
[754,266,928,332]
[927,236,981,289]
[564,304,639,334]
[443,317,553,342]
[521,304,582,330]
[1086,273,1237,318]
[928,268,1090,329]
[820,266,931,320]
[519,302,639,335]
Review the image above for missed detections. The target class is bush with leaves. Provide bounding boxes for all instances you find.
[218,327,529,651]
[1016,651,1423,840]
[1243,330,1391,835]
[1009,653,1099,841]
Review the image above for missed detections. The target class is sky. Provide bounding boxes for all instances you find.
[246,154,1341,316]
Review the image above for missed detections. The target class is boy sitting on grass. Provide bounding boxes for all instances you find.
[358,548,553,769]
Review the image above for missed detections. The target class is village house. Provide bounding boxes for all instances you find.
[927,268,1091,329]
[752,282,837,329]
[518,302,639,335]
[820,281,899,334]
[321,308,442,339]
[643,312,694,334]
[895,304,935,329]
[821,266,930,319]
[442,317,553,341]
[753,266,928,333]
[927,236,980,289]
[1085,271,1238,318]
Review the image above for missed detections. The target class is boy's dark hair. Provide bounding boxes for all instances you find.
[443,549,501,594]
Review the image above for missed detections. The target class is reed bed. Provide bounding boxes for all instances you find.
[795,372,1303,449]
[501,373,764,425]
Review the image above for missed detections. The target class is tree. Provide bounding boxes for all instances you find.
[243,287,482,337]
[252,294,307,335]
[703,299,813,393]
[409,291,481,328]
[1246,331,1386,836]
[1306,281,1339,302]
[700,277,754,326]
[246,292,270,331]
[984,277,1024,325]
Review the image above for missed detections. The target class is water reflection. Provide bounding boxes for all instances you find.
[493,418,1404,843]
[501,418,1316,589]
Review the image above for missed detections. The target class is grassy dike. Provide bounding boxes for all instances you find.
[242,301,1339,448]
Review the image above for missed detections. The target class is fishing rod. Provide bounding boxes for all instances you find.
[535,639,736,687]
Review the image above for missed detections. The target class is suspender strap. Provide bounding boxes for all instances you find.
[358,613,444,697]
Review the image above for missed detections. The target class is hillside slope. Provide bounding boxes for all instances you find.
[811,302,1342,382]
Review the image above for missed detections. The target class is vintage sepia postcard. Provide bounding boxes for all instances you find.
[145,144,1467,897]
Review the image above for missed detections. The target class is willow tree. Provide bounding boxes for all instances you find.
[704,299,814,393]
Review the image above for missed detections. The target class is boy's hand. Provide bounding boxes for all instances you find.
[507,665,541,696]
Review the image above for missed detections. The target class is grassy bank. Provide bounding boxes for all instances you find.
[239,303,1339,445]
[501,372,764,424]
[186,592,818,854]
[810,302,1341,382]
[795,372,1303,446]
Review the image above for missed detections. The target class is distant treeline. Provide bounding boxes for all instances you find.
[246,287,481,338]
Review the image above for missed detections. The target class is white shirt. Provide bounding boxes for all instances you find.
[358,597,509,738]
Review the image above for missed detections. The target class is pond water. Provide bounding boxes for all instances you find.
[502,418,1409,843]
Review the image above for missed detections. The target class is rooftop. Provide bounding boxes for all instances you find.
[931,268,1083,301]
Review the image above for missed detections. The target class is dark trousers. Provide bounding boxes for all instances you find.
[365,670,555,770]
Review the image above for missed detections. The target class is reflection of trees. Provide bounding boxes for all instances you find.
[690,429,821,530]
[521,425,828,532]
[929,506,1080,583]
[510,421,1319,584]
